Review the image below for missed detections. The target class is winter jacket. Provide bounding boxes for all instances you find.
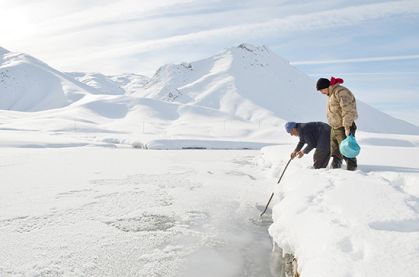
[294,122,331,154]
[327,84,358,130]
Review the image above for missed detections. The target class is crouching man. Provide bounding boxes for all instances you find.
[285,121,331,169]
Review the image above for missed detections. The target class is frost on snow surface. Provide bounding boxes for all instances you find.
[0,149,284,277]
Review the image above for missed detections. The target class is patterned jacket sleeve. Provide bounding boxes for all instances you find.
[338,89,357,129]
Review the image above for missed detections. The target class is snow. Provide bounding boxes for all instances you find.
[1,143,418,276]
[1,43,419,276]
[1,43,419,148]
[68,72,150,95]
[262,144,419,277]
[0,49,96,111]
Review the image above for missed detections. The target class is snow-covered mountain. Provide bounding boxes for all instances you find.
[0,47,101,111]
[1,44,419,149]
[142,43,419,135]
[68,72,150,95]
[143,44,324,124]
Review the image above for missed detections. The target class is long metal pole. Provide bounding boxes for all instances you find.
[260,158,292,217]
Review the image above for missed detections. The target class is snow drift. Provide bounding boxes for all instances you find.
[261,144,419,277]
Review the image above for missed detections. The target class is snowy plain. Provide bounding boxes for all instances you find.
[1,44,419,276]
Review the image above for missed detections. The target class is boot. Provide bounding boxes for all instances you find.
[331,157,342,169]
[347,158,357,171]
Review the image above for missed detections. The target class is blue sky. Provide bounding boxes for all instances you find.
[1,0,419,125]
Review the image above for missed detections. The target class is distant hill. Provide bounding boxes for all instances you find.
[0,46,98,111]
[1,44,419,137]
[68,72,150,95]
[141,43,419,135]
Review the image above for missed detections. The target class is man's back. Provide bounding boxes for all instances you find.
[297,122,331,151]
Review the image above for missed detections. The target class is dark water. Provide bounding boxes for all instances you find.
[253,207,288,277]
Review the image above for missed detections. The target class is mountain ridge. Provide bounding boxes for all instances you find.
[1,44,419,136]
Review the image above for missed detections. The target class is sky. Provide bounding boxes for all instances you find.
[1,0,419,125]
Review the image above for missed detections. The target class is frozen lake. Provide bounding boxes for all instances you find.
[0,148,285,276]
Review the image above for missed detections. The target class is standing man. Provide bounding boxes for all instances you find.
[316,77,358,170]
[285,121,331,169]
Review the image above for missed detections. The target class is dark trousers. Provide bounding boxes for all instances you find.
[330,123,357,170]
[313,148,330,169]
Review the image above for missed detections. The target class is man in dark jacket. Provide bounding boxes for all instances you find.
[285,121,331,169]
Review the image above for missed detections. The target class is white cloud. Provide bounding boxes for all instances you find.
[3,1,419,45]
[2,0,419,75]
[23,1,419,69]
[292,54,419,65]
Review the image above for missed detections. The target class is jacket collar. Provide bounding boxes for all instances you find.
[327,84,340,96]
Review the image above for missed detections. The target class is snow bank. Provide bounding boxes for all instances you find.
[260,145,419,277]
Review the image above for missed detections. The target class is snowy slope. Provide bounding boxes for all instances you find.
[1,44,419,151]
[143,44,324,124]
[143,44,419,135]
[68,72,150,95]
[0,47,99,111]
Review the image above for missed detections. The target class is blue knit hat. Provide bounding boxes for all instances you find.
[285,122,297,133]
